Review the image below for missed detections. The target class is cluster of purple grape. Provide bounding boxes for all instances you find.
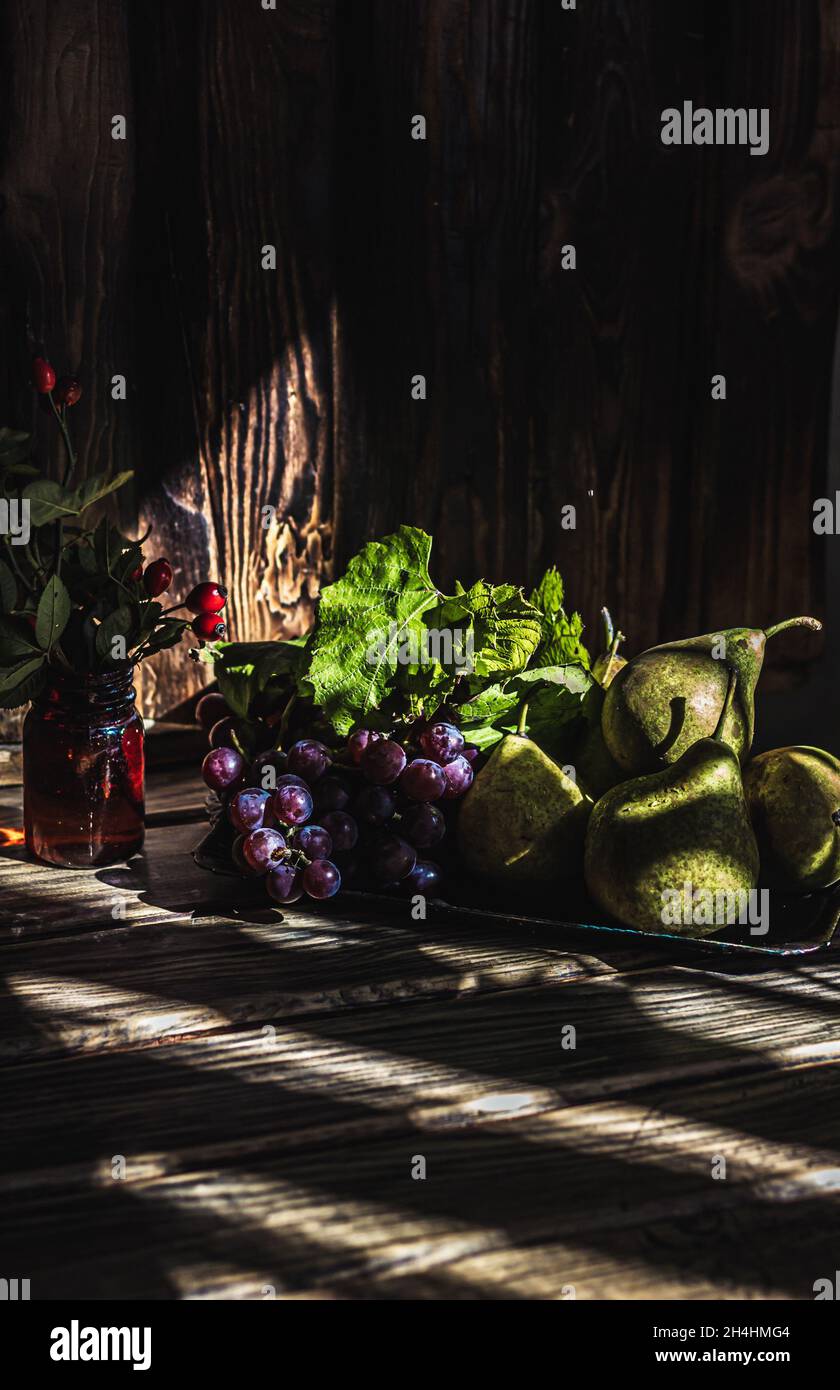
[343,721,476,893]
[199,705,477,908]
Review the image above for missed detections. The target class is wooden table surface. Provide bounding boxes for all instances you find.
[1,767,840,1301]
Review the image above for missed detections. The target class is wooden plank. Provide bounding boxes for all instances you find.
[0,846,697,1057]
[333,0,540,593]
[535,0,839,678]
[3,924,840,1086]
[124,0,336,720]
[0,1050,838,1298]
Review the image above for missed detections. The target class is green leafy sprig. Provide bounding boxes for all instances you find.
[0,407,191,708]
[200,526,596,763]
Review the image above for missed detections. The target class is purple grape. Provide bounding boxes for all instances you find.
[441,754,474,799]
[361,738,407,785]
[228,787,273,834]
[296,824,333,859]
[196,692,230,731]
[242,827,287,875]
[399,757,447,802]
[209,716,272,754]
[231,835,252,874]
[275,772,309,789]
[462,744,479,764]
[209,716,240,750]
[266,863,304,904]
[249,750,288,790]
[400,802,445,849]
[312,776,351,815]
[419,721,464,765]
[303,859,342,899]
[348,729,383,765]
[202,745,246,793]
[404,859,443,895]
[288,738,332,784]
[321,810,358,851]
[272,782,314,826]
[353,784,396,827]
[369,833,416,882]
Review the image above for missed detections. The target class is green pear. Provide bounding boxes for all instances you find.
[744,746,840,893]
[458,728,591,883]
[602,616,821,776]
[585,668,760,936]
[576,720,625,799]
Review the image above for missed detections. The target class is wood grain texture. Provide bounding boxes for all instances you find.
[125,0,335,723]
[2,766,840,1297]
[536,0,840,671]
[2,0,840,740]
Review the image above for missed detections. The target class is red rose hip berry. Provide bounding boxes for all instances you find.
[186,581,227,615]
[143,558,173,597]
[54,375,82,407]
[31,357,56,393]
[192,613,227,641]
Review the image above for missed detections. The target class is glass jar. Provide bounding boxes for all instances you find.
[23,665,145,868]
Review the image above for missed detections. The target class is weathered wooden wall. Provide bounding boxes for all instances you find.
[1,0,839,730]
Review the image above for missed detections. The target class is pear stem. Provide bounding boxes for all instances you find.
[713,666,738,743]
[516,700,529,736]
[764,616,822,639]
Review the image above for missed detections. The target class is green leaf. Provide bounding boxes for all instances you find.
[0,654,46,706]
[75,470,134,513]
[138,618,189,657]
[22,479,81,526]
[0,428,32,467]
[458,664,594,763]
[35,575,72,651]
[76,541,100,575]
[208,639,305,718]
[306,526,439,734]
[431,580,543,679]
[0,559,17,613]
[530,567,590,669]
[138,601,164,636]
[0,616,40,664]
[95,605,133,661]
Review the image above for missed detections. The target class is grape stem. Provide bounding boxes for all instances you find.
[276,691,297,747]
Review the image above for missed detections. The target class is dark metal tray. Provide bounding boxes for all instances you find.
[193,818,840,958]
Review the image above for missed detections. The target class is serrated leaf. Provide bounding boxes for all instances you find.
[95,605,133,661]
[22,478,81,526]
[0,558,17,612]
[306,526,439,734]
[209,639,305,718]
[35,574,71,651]
[0,654,45,698]
[0,616,39,664]
[75,470,134,513]
[530,566,590,669]
[458,664,594,763]
[433,580,543,679]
